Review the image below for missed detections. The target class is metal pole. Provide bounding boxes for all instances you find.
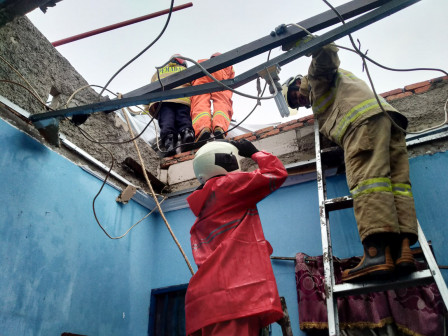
[51,3,193,47]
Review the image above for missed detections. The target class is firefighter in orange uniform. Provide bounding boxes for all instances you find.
[190,52,235,144]
[185,139,287,335]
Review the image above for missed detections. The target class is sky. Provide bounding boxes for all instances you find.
[26,0,448,127]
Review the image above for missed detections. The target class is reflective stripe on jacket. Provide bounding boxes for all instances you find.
[145,62,191,118]
[307,44,400,145]
[185,151,287,334]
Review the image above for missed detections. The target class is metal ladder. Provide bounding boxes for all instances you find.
[313,121,448,336]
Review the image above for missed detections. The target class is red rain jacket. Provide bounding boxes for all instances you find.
[185,151,288,334]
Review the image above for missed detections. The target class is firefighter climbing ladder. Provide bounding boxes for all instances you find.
[313,121,448,336]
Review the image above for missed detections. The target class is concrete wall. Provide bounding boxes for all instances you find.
[0,16,160,192]
[0,118,158,336]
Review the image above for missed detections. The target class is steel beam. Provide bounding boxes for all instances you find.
[29,0,419,123]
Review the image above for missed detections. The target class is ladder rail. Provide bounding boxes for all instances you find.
[313,120,448,336]
[314,122,340,336]
[417,221,448,306]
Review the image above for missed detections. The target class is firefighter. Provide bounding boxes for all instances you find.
[190,52,235,144]
[282,42,418,282]
[185,139,287,335]
[146,54,195,156]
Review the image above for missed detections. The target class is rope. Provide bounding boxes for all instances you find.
[119,94,195,276]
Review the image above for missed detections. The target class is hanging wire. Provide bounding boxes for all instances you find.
[119,97,195,275]
[98,0,175,98]
[153,51,273,153]
[320,0,448,134]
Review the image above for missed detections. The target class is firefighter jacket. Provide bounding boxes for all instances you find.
[145,62,191,118]
[185,150,287,334]
[307,43,402,146]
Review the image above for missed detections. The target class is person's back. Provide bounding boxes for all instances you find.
[186,140,287,335]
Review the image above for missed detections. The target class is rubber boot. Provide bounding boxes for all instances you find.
[394,234,417,276]
[180,128,195,152]
[194,127,211,148]
[163,134,177,157]
[341,234,395,282]
[213,126,226,139]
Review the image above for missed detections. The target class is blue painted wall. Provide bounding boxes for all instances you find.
[151,153,448,336]
[0,119,157,336]
[2,117,447,336]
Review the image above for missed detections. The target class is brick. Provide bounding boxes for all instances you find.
[233,132,254,141]
[281,122,304,132]
[277,119,300,129]
[259,128,280,139]
[255,126,274,135]
[160,159,177,169]
[431,75,448,84]
[173,150,194,159]
[298,114,314,122]
[178,154,195,162]
[414,84,431,94]
[246,136,257,142]
[307,118,315,125]
[386,91,413,101]
[380,88,403,98]
[404,80,431,92]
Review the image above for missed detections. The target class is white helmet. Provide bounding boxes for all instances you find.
[193,141,240,184]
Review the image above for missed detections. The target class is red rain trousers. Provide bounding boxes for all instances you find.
[186,151,287,335]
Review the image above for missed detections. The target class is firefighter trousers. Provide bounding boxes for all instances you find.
[191,68,233,137]
[342,113,418,242]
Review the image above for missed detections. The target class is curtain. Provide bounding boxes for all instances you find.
[295,253,447,336]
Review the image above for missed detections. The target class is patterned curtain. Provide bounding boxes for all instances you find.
[295,253,447,335]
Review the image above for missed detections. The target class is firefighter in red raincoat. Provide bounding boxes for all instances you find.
[185,139,287,335]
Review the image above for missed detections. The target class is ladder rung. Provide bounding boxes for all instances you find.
[333,270,434,297]
[325,196,353,211]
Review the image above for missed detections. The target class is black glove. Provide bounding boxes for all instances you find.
[230,139,259,158]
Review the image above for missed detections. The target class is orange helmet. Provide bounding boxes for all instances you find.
[210,52,221,58]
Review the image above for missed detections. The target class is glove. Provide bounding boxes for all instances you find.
[230,139,259,158]
[282,34,315,52]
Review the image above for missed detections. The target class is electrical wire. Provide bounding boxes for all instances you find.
[98,0,175,99]
[153,51,273,154]
[119,98,195,275]
[0,54,47,105]
[320,0,448,134]
[90,137,166,240]
[156,56,280,101]
[0,79,52,110]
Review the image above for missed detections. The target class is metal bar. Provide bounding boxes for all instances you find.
[333,270,434,297]
[51,3,193,47]
[314,122,340,336]
[30,0,419,122]
[122,0,392,98]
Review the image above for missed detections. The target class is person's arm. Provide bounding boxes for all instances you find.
[307,43,340,99]
[224,140,288,206]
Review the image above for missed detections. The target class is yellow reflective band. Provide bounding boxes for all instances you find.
[313,87,336,115]
[159,66,186,74]
[335,97,393,145]
[392,183,413,197]
[339,69,357,80]
[212,111,230,122]
[350,177,392,199]
[192,111,211,124]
